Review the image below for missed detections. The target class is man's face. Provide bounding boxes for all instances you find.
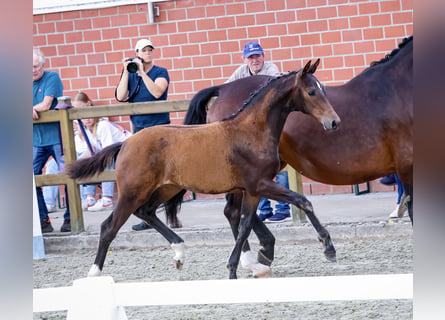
[137,46,154,63]
[33,55,44,81]
[245,54,265,75]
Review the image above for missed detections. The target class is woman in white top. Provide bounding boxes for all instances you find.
[73,92,131,211]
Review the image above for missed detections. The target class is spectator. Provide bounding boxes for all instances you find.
[115,39,171,231]
[381,173,408,219]
[227,41,291,223]
[43,158,59,212]
[72,92,131,211]
[33,48,71,233]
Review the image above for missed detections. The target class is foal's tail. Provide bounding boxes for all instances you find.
[183,85,220,125]
[66,142,123,180]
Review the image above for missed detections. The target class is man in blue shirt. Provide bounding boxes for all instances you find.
[115,39,171,230]
[33,48,71,233]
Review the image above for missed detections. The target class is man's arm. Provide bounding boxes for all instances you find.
[33,96,55,120]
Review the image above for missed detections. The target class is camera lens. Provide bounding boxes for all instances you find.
[127,61,138,73]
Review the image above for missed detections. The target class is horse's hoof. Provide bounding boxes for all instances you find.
[174,259,184,270]
[324,251,337,263]
[88,264,102,277]
[250,263,272,278]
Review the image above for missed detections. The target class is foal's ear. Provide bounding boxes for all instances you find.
[301,60,312,76]
[308,58,320,74]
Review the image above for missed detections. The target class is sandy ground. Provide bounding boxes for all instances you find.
[34,234,412,320]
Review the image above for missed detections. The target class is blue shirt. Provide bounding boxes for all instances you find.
[128,65,170,128]
[33,71,64,147]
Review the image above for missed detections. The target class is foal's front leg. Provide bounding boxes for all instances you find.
[227,193,259,279]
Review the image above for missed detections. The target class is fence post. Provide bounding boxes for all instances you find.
[56,97,84,233]
[286,165,307,224]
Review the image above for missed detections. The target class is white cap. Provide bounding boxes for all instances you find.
[135,39,155,51]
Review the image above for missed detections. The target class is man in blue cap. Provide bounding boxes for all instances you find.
[226,41,291,223]
[227,41,280,82]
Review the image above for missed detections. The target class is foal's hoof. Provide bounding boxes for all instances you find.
[174,259,184,270]
[324,250,337,263]
[88,264,102,277]
[250,263,272,278]
[318,237,337,262]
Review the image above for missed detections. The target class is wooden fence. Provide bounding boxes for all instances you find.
[33,98,306,234]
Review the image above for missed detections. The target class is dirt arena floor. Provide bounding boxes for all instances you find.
[34,230,412,319]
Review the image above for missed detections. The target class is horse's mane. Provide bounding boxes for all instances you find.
[369,35,413,68]
[222,71,297,121]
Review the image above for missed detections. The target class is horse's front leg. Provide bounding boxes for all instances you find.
[258,180,336,262]
[225,192,273,278]
[134,205,186,270]
[227,193,259,279]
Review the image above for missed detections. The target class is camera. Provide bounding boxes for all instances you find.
[126,56,144,73]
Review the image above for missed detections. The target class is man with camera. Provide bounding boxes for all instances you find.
[116,38,171,231]
[115,39,170,134]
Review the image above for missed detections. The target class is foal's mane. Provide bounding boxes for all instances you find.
[222,71,298,122]
[368,35,413,68]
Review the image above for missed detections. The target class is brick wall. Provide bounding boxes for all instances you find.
[33,0,413,196]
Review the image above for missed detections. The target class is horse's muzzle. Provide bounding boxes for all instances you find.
[323,118,340,131]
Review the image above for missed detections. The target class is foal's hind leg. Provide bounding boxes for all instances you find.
[402,183,413,224]
[134,204,186,270]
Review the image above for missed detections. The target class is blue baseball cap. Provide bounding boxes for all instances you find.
[243,41,264,58]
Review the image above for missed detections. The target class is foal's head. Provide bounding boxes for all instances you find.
[290,59,340,131]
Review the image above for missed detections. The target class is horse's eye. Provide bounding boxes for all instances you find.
[308,90,315,96]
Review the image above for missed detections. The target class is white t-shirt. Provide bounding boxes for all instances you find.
[75,119,131,158]
[226,61,280,83]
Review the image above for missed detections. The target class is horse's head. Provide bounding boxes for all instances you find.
[292,59,341,131]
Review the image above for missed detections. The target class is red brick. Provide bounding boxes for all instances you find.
[371,13,392,26]
[313,44,333,57]
[265,0,286,11]
[193,55,212,68]
[405,24,413,35]
[79,66,96,77]
[314,69,333,82]
[384,25,406,38]
[38,22,55,34]
[317,6,337,19]
[354,40,376,54]
[33,15,44,23]
[216,16,236,29]
[120,26,139,38]
[184,68,203,80]
[81,8,99,18]
[287,0,308,9]
[87,53,106,64]
[189,31,208,44]
[56,21,74,33]
[193,80,213,92]
[130,12,148,25]
[363,27,384,40]
[60,67,78,79]
[301,33,321,46]
[170,33,188,46]
[169,70,183,82]
[261,37,280,50]
[102,28,120,40]
[308,20,328,32]
[94,41,112,53]
[76,42,94,54]
[99,6,119,16]
[47,34,65,45]
[380,0,401,12]
[167,8,187,21]
[292,46,312,59]
[197,18,216,30]
[402,0,413,10]
[323,56,344,68]
[93,17,111,29]
[98,88,116,100]
[328,18,349,30]
[271,48,292,61]
[84,30,102,42]
[296,8,317,21]
[74,19,92,30]
[206,5,226,17]
[112,39,132,51]
[90,76,108,88]
[178,20,197,32]
[349,15,370,28]
[162,46,181,58]
[106,52,123,63]
[201,42,220,55]
[307,0,327,7]
[375,39,398,52]
[140,24,159,38]
[333,67,354,81]
[247,26,267,38]
[392,12,413,24]
[358,2,379,15]
[33,35,46,47]
[321,31,342,43]
[65,32,82,44]
[187,6,206,19]
[268,24,288,36]
[246,1,266,13]
[220,41,240,54]
[209,29,228,41]
[344,54,365,67]
[333,42,353,55]
[62,11,80,20]
[365,53,384,65]
[288,22,308,35]
[173,57,192,69]
[202,66,223,79]
[212,54,232,66]
[342,29,362,42]
[58,44,75,56]
[276,10,296,23]
[235,14,255,27]
[182,44,201,57]
[280,35,300,48]
[227,28,247,40]
[338,4,358,17]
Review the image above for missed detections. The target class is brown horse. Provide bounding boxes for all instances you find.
[177,36,413,274]
[66,60,340,279]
